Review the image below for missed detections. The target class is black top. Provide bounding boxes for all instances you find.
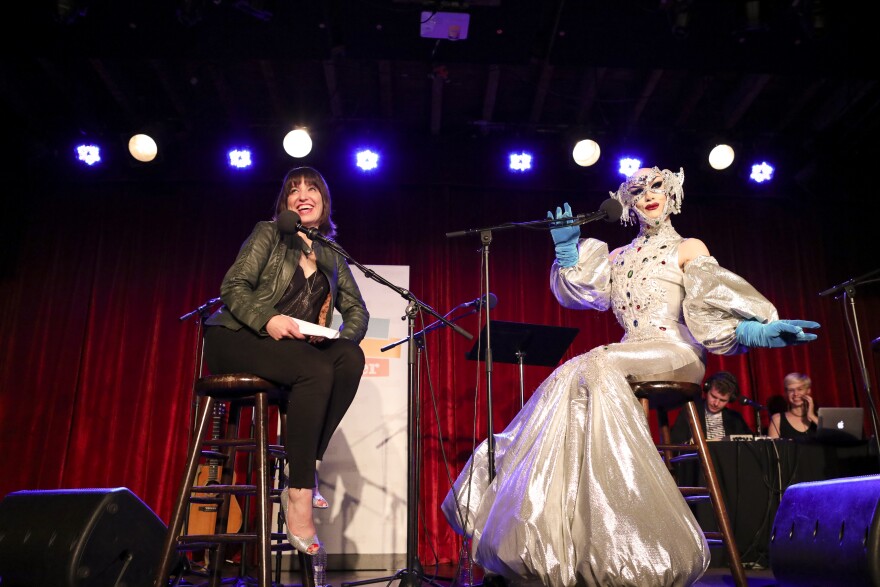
[670,399,754,444]
[775,413,818,440]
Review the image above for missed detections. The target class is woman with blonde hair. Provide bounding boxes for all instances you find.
[768,372,818,440]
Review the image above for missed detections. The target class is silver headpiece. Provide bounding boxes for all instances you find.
[610,166,684,226]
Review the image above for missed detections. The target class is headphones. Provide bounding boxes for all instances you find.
[703,371,739,400]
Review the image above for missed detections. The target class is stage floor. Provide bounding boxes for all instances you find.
[182,562,777,587]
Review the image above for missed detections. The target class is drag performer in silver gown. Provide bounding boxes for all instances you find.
[442,166,819,587]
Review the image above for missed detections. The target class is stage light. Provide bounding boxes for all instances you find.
[228,148,253,169]
[355,149,379,171]
[75,144,101,166]
[128,133,158,163]
[750,161,774,183]
[708,144,735,170]
[508,151,533,172]
[572,139,601,167]
[618,157,642,177]
[283,129,312,158]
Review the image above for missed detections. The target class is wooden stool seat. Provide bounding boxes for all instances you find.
[630,380,748,587]
[155,373,314,587]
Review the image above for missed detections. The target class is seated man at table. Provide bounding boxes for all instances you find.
[671,371,754,443]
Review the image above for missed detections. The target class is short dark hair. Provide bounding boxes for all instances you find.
[703,371,739,400]
[272,166,337,238]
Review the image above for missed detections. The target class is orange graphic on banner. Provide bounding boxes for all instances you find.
[360,338,401,359]
[364,358,389,377]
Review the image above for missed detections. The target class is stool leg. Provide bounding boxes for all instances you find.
[657,408,675,473]
[255,391,272,587]
[155,395,215,587]
[686,402,747,587]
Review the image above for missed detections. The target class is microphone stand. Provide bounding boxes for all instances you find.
[446,205,617,481]
[302,231,473,587]
[819,270,880,469]
[178,296,223,453]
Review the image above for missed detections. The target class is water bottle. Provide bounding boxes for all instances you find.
[313,544,328,587]
[453,537,473,587]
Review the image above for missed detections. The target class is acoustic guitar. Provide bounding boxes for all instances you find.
[186,403,243,535]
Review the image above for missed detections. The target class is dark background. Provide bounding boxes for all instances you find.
[2,0,878,566]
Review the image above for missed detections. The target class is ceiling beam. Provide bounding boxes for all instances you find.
[723,73,771,130]
[258,60,286,122]
[626,69,664,131]
[575,67,605,126]
[322,58,343,122]
[379,60,393,119]
[430,70,444,135]
[529,61,554,124]
[89,58,136,120]
[675,74,712,127]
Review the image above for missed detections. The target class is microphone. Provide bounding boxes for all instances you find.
[561,198,624,227]
[738,396,766,411]
[277,209,322,239]
[461,293,498,310]
[277,209,300,234]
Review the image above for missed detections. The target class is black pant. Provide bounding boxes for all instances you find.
[204,325,365,488]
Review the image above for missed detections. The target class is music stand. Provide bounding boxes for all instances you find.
[467,320,579,408]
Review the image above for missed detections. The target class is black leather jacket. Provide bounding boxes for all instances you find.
[205,220,369,342]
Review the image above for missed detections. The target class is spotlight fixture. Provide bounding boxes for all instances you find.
[128,133,158,163]
[708,144,735,170]
[283,129,312,158]
[750,161,774,183]
[508,151,533,172]
[355,149,379,171]
[228,148,253,169]
[572,139,601,167]
[75,144,102,166]
[618,157,642,177]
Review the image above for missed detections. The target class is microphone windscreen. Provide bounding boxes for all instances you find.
[486,292,498,310]
[600,198,623,222]
[277,210,300,234]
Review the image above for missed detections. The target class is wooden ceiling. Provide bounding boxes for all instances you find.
[8,1,878,194]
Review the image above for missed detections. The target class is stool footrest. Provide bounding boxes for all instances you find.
[179,533,261,545]
[192,484,257,495]
[678,486,709,496]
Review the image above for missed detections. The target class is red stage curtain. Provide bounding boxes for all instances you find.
[1,178,877,565]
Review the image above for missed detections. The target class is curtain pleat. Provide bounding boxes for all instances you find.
[1,179,876,565]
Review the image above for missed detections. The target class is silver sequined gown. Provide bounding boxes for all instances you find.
[442,222,778,587]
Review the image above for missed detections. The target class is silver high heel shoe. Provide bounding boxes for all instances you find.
[313,470,329,509]
[280,486,321,556]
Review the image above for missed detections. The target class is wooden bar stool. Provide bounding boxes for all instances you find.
[630,380,748,587]
[154,373,315,587]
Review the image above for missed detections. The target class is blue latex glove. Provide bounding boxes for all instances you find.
[548,202,580,268]
[735,319,820,348]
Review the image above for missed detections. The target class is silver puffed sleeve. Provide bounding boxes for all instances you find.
[550,238,612,311]
[682,255,779,356]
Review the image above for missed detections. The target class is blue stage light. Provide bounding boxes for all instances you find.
[749,161,774,183]
[355,149,379,171]
[228,148,253,169]
[508,151,533,172]
[75,144,102,166]
[618,157,641,177]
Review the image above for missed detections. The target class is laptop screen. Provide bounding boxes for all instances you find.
[816,407,864,442]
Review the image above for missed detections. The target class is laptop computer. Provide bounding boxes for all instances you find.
[816,407,864,443]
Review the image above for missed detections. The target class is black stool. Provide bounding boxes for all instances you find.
[154,373,315,587]
[630,380,747,587]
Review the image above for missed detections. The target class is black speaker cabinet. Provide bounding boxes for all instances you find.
[770,474,880,587]
[0,487,167,587]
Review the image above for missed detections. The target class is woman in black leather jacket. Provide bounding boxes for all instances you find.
[204,166,369,556]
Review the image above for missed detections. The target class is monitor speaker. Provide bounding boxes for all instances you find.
[770,474,880,587]
[0,487,167,587]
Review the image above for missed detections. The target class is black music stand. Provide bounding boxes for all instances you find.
[467,320,579,408]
